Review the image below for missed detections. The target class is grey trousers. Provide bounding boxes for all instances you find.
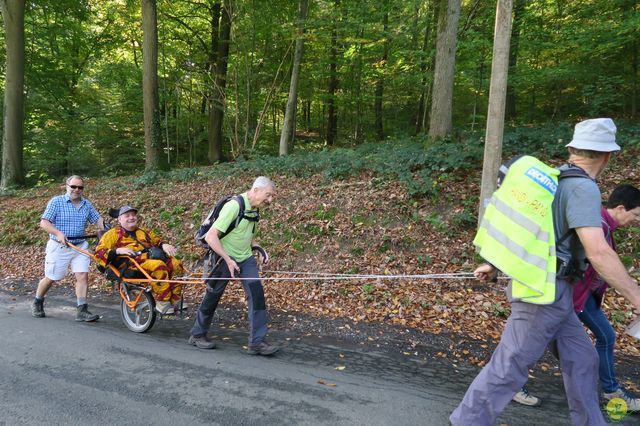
[450,279,605,426]
[190,255,268,345]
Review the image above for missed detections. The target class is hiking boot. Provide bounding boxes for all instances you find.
[188,334,216,349]
[512,387,541,407]
[247,341,279,356]
[75,304,99,322]
[603,388,640,412]
[31,298,45,318]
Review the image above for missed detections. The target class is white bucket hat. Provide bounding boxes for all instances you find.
[566,118,620,152]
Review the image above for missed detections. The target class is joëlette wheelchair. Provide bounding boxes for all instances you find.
[67,208,206,333]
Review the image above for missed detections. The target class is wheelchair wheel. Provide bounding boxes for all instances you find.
[120,285,156,333]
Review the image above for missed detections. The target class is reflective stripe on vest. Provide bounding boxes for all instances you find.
[474,156,558,305]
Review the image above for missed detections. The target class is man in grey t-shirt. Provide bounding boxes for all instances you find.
[451,118,640,426]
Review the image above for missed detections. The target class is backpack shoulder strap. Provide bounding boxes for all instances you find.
[558,164,592,181]
[555,164,593,246]
[218,195,245,239]
[234,195,245,219]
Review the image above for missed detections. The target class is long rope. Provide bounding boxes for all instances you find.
[172,271,501,282]
[262,271,478,280]
[65,241,503,285]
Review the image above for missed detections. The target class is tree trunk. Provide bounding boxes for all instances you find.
[630,0,638,118]
[208,0,231,163]
[141,0,168,171]
[478,0,513,222]
[0,0,25,190]
[505,0,525,121]
[374,1,389,141]
[415,0,438,134]
[632,43,638,118]
[353,29,364,143]
[470,62,485,131]
[197,2,220,161]
[326,0,339,146]
[428,0,461,140]
[280,0,309,156]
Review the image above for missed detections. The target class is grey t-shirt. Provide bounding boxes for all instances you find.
[552,164,601,274]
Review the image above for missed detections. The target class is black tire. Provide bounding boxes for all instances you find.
[120,284,156,333]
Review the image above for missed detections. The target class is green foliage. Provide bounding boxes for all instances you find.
[313,206,339,221]
[619,255,634,269]
[406,169,437,199]
[451,208,476,229]
[158,205,188,230]
[351,247,364,256]
[167,168,203,183]
[191,205,205,226]
[609,310,631,325]
[132,170,168,188]
[502,123,574,159]
[338,287,350,297]
[0,209,42,246]
[166,137,483,203]
[378,235,392,254]
[417,254,431,266]
[362,283,375,294]
[424,213,446,232]
[491,303,510,318]
[7,0,640,187]
[582,76,625,117]
[351,212,376,227]
[303,223,325,236]
[345,266,360,275]
[616,226,640,267]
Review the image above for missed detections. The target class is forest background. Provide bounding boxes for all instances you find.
[0,0,638,184]
[0,0,640,371]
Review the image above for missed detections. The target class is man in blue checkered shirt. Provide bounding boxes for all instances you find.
[31,175,106,322]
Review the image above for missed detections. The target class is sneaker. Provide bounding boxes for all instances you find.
[155,300,173,315]
[188,334,216,349]
[247,341,279,356]
[603,388,640,412]
[31,298,45,318]
[75,304,99,322]
[512,387,541,407]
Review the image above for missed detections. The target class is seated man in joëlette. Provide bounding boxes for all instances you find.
[95,205,185,314]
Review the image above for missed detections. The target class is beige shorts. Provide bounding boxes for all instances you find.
[44,240,91,281]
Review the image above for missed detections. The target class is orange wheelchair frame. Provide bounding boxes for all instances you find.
[68,242,205,333]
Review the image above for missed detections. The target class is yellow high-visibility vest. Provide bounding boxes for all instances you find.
[474,156,558,304]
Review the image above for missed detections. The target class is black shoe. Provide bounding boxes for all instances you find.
[75,304,99,322]
[247,341,279,356]
[31,298,45,318]
[188,334,216,349]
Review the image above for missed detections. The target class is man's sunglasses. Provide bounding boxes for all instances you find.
[68,185,84,190]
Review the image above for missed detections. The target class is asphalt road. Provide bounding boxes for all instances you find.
[0,290,633,425]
